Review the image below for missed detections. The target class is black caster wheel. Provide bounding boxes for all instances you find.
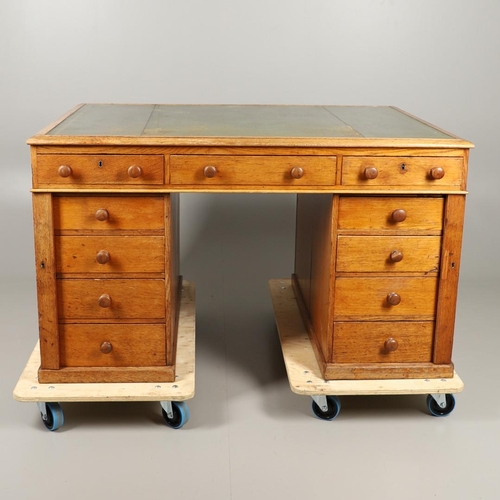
[311,396,341,420]
[161,401,190,429]
[40,402,64,431]
[427,394,456,417]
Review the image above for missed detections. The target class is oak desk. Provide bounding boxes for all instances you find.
[28,104,472,384]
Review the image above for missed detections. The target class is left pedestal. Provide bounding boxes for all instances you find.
[32,192,181,383]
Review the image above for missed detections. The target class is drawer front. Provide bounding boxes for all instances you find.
[334,277,438,319]
[338,197,444,233]
[53,196,165,231]
[333,322,434,363]
[336,236,441,273]
[55,236,165,274]
[35,154,164,186]
[342,156,463,187]
[60,324,166,367]
[57,279,166,319]
[170,155,336,186]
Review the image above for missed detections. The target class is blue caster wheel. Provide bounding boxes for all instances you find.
[161,401,190,429]
[311,396,341,420]
[427,394,456,417]
[40,402,64,431]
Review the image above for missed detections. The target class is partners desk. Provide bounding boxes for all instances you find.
[20,105,472,422]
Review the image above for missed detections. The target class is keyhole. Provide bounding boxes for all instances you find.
[98,160,103,168]
[400,163,406,171]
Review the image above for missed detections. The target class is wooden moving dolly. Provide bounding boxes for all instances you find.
[269,279,463,419]
[13,281,196,431]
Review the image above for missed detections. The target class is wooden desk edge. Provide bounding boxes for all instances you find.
[30,188,469,195]
[269,279,464,397]
[13,281,196,403]
[27,135,474,149]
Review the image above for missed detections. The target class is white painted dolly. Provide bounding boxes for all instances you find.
[13,282,196,431]
[269,279,464,420]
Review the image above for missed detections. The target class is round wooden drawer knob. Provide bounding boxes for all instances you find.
[58,165,72,178]
[203,165,218,178]
[127,165,143,178]
[96,250,110,265]
[430,167,445,179]
[390,250,404,262]
[98,294,111,308]
[290,166,304,179]
[384,338,399,352]
[387,292,401,306]
[364,167,378,179]
[95,208,109,221]
[100,342,113,354]
[392,209,407,223]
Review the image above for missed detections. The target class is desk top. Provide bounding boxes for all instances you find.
[28,104,472,148]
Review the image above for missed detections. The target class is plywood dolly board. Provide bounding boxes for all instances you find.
[269,279,464,420]
[13,281,196,431]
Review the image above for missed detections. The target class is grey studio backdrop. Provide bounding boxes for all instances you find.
[1,2,499,500]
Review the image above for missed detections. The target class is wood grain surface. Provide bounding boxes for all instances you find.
[170,155,336,186]
[32,193,60,369]
[338,196,444,233]
[57,279,166,320]
[55,235,165,274]
[336,235,441,273]
[35,154,164,186]
[342,156,463,187]
[53,195,165,231]
[334,277,438,320]
[333,321,434,363]
[59,324,166,367]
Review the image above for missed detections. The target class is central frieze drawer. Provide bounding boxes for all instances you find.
[59,324,166,367]
[57,279,166,320]
[55,236,165,274]
[170,155,337,186]
[334,277,438,320]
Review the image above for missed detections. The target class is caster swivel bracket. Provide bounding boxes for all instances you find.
[430,393,447,409]
[160,400,174,419]
[311,395,328,413]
